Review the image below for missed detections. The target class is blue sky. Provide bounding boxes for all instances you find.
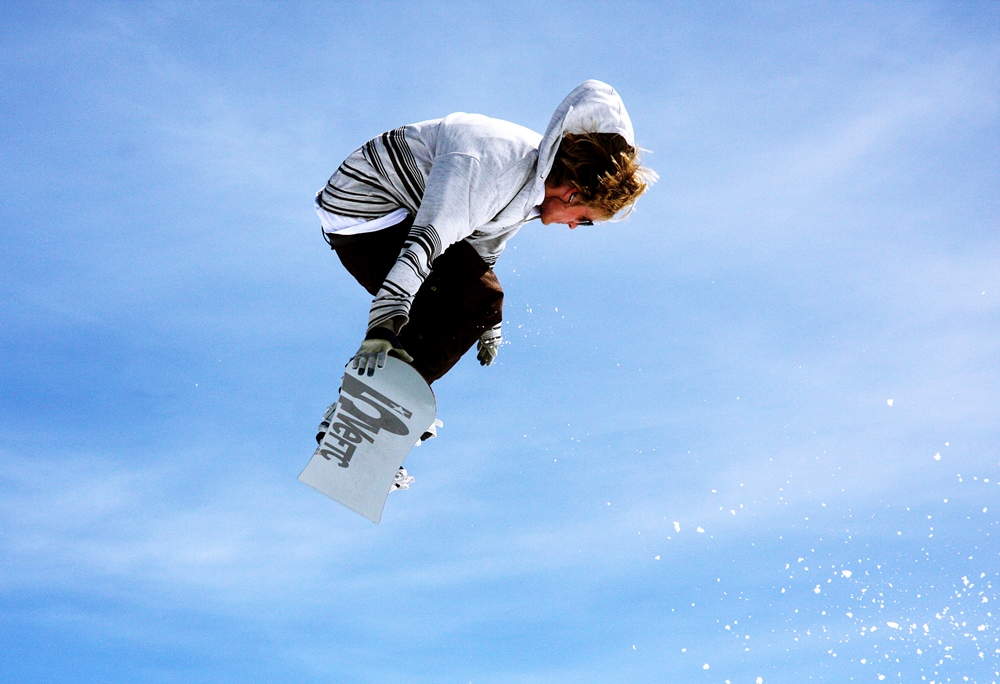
[1,2,998,682]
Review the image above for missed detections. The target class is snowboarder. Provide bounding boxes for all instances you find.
[317,79,654,386]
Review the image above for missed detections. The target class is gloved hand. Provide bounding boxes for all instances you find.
[352,326,413,377]
[476,323,502,367]
[476,339,498,366]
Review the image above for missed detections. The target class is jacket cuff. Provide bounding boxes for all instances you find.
[479,322,503,346]
[365,326,402,349]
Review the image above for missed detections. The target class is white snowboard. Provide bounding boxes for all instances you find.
[298,356,436,523]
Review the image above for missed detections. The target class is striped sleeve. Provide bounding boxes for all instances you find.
[319,126,425,219]
[367,153,499,329]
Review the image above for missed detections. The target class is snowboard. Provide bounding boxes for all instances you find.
[298,356,437,523]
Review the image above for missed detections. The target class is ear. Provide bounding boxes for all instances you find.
[559,186,577,203]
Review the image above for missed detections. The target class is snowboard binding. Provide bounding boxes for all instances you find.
[391,467,414,491]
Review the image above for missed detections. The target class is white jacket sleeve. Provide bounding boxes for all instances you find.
[367,153,499,330]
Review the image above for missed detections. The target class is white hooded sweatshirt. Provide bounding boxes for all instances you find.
[318,80,635,330]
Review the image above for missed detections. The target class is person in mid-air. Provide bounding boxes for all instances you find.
[316,80,654,390]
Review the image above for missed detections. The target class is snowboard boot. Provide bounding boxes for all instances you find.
[315,398,339,444]
[390,467,414,491]
[415,418,444,446]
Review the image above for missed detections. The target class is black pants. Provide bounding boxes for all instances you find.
[330,216,504,384]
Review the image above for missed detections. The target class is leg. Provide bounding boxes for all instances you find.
[330,219,503,385]
[398,240,503,384]
[330,216,414,296]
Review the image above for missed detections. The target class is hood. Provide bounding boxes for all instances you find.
[535,80,635,182]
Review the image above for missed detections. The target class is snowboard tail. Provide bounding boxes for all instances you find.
[299,357,436,523]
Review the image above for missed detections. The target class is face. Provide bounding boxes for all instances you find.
[539,184,599,229]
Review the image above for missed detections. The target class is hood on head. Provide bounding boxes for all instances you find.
[536,80,635,182]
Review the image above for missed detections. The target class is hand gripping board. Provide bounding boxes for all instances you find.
[299,357,436,523]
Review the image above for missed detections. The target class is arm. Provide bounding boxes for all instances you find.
[367,153,498,331]
[352,154,498,375]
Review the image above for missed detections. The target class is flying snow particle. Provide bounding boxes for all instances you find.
[842,570,852,578]
[703,663,710,670]
[878,676,885,681]
[934,453,941,460]
[814,585,821,594]
[697,527,705,533]
[757,678,763,684]
[655,555,660,561]
[887,399,893,406]
[632,645,636,650]
[887,622,899,629]
[673,522,681,532]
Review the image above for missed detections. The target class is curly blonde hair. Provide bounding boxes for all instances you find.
[547,132,655,219]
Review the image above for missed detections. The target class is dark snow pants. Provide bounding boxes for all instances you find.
[327,215,504,385]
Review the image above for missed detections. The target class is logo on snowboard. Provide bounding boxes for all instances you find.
[318,374,413,469]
